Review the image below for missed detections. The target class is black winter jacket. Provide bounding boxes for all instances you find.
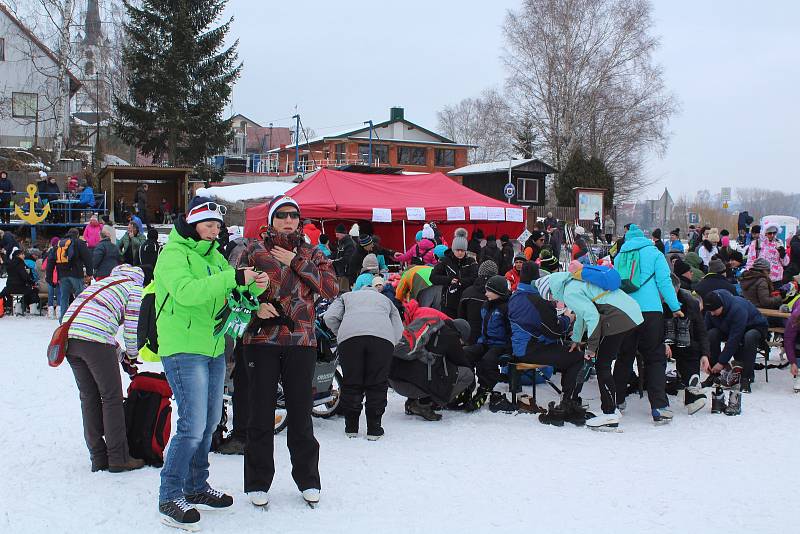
[479,242,501,266]
[332,235,356,278]
[693,273,737,300]
[458,276,490,345]
[389,320,471,404]
[46,236,93,282]
[673,289,710,356]
[4,257,34,293]
[92,238,121,278]
[430,251,477,317]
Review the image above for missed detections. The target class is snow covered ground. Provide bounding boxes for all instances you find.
[3,314,796,534]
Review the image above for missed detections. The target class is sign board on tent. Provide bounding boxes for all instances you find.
[506,207,524,222]
[372,208,392,223]
[469,206,488,220]
[517,229,532,245]
[503,183,516,199]
[406,207,426,221]
[487,207,505,221]
[446,207,466,221]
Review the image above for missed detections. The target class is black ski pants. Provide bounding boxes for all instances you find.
[231,343,249,441]
[244,344,320,493]
[338,336,394,421]
[594,333,628,414]
[614,312,669,410]
[671,346,700,387]
[517,342,584,400]
[463,343,509,390]
[708,327,764,381]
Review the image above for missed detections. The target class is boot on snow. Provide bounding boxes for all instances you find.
[488,391,516,413]
[586,410,621,431]
[725,390,742,416]
[159,498,201,531]
[405,399,442,421]
[684,374,707,415]
[664,318,676,346]
[366,416,384,441]
[345,415,359,438]
[711,385,727,414]
[445,381,475,410]
[463,387,490,413]
[651,406,674,425]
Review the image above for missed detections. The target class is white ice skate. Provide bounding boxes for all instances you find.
[586,410,621,432]
[302,488,320,508]
[248,491,269,507]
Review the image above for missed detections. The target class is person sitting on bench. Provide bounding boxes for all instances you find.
[507,262,586,425]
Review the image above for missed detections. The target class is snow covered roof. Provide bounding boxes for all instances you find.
[449,159,557,176]
[196,181,295,203]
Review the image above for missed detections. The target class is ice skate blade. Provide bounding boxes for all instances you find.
[589,424,622,433]
[160,516,200,532]
[192,504,231,512]
[305,500,317,509]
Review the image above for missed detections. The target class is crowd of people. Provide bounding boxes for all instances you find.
[3,192,798,530]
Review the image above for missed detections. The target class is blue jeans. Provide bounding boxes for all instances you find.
[59,276,84,321]
[159,353,226,503]
[48,283,61,308]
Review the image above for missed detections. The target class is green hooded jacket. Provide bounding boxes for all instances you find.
[153,225,265,358]
[683,252,705,284]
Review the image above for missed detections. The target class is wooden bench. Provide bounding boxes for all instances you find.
[757,308,791,382]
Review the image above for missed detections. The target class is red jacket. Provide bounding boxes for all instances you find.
[236,238,338,347]
[402,299,449,324]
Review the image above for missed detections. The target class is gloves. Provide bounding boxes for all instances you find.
[778,246,786,258]
[235,268,246,286]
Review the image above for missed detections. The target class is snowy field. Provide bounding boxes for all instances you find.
[3,314,797,534]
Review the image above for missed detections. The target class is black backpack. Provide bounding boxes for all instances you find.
[123,372,172,467]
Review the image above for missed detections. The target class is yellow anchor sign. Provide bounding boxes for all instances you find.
[14,184,51,225]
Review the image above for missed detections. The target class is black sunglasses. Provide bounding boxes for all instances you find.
[274,211,300,220]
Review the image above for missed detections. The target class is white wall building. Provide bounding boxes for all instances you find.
[0,4,81,149]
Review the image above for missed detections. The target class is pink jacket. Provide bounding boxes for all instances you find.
[746,237,789,282]
[395,238,437,266]
[83,220,102,248]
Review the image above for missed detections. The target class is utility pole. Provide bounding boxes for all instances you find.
[292,114,300,173]
[364,120,373,165]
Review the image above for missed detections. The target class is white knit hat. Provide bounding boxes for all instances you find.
[349,223,360,237]
[421,223,435,240]
[267,195,300,225]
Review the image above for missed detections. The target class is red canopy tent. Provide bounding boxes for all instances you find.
[244,169,526,251]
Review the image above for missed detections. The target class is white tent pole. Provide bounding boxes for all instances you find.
[320,219,325,233]
[402,219,407,252]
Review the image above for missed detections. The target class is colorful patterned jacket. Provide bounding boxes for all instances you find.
[235,234,338,347]
[746,236,789,282]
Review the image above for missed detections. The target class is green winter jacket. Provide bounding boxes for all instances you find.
[153,224,265,358]
[118,232,146,265]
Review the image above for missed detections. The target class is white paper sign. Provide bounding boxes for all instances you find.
[446,206,466,221]
[372,208,392,223]
[517,229,532,245]
[469,206,488,220]
[505,207,524,222]
[487,207,506,221]
[406,207,426,221]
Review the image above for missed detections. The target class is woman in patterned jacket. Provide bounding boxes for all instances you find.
[234,195,338,508]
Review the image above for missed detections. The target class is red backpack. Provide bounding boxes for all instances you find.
[123,372,172,467]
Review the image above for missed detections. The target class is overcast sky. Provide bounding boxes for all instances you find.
[222,0,799,201]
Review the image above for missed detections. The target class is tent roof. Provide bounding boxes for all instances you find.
[277,168,523,221]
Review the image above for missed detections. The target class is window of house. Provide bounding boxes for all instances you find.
[12,92,38,118]
[435,148,455,167]
[335,143,346,163]
[0,38,5,61]
[517,177,539,203]
[358,144,389,165]
[397,146,427,166]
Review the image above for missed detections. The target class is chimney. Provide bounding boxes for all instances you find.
[390,107,404,122]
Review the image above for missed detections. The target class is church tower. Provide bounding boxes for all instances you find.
[74,0,110,116]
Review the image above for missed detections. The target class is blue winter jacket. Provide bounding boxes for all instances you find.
[477,299,510,347]
[619,224,680,313]
[79,186,96,207]
[508,282,570,357]
[704,289,768,363]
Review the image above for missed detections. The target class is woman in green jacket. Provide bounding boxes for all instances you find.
[155,197,268,530]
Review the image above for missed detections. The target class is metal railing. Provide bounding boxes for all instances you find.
[0,190,109,227]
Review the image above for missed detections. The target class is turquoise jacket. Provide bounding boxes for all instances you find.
[619,224,681,313]
[548,272,644,348]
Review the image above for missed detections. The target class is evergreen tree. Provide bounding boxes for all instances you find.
[554,148,615,208]
[114,0,241,165]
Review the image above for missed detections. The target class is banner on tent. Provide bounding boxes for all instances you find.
[446,207,466,221]
[506,207,524,222]
[406,207,426,221]
[372,208,392,223]
[487,207,505,221]
[469,206,488,220]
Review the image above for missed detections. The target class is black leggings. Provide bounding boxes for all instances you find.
[464,344,509,390]
[517,342,585,400]
[614,312,668,410]
[337,336,394,421]
[595,333,628,414]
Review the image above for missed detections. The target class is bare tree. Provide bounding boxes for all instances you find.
[437,88,514,164]
[736,188,800,221]
[502,0,678,202]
